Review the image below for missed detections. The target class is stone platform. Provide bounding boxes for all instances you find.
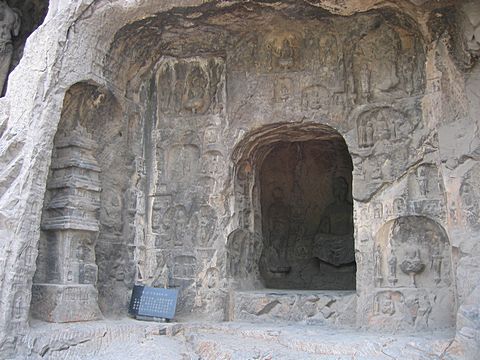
[31,284,102,323]
[230,290,357,326]
[18,319,459,360]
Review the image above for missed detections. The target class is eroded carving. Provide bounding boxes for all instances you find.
[400,246,425,287]
[0,2,20,93]
[264,187,291,273]
[156,57,225,116]
[387,249,398,286]
[371,289,434,330]
[375,216,451,289]
[167,144,200,187]
[273,77,293,103]
[301,85,330,110]
[313,177,354,267]
[459,171,480,230]
[266,33,299,71]
[356,108,402,149]
[32,125,103,322]
[190,205,217,247]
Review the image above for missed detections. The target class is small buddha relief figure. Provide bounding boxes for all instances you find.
[381,294,395,316]
[374,245,383,287]
[358,118,375,148]
[387,249,398,286]
[279,39,294,68]
[358,63,371,102]
[269,36,296,70]
[431,249,443,285]
[416,166,428,197]
[182,66,209,114]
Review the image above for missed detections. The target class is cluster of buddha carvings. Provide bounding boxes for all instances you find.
[370,216,453,330]
[22,3,460,335]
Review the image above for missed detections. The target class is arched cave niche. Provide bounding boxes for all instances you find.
[371,216,454,330]
[30,81,133,322]
[1,0,49,95]
[230,123,356,291]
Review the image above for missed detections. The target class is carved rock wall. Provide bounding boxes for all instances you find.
[0,0,479,358]
[116,3,452,331]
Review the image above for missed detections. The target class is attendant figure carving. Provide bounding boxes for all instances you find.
[416,167,428,197]
[431,250,443,285]
[387,249,398,286]
[374,245,383,286]
[265,187,291,273]
[358,63,371,102]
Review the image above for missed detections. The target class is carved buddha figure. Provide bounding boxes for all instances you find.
[318,177,352,236]
[358,63,371,101]
[278,38,294,69]
[264,187,291,273]
[266,187,290,254]
[173,206,188,247]
[183,66,208,114]
[416,166,428,197]
[381,295,395,316]
[313,177,354,266]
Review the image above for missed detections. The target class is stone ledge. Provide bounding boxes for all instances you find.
[230,289,357,326]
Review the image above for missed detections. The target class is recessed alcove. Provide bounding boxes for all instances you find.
[229,123,356,293]
[30,82,133,322]
[259,139,355,290]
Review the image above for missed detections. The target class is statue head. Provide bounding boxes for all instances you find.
[272,187,284,200]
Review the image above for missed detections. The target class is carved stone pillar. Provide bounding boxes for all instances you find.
[31,126,102,322]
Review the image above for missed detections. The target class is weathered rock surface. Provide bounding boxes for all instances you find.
[0,0,479,359]
[18,320,457,360]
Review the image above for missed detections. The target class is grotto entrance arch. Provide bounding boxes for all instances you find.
[229,122,356,291]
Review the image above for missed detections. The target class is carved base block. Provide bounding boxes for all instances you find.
[230,290,356,325]
[31,284,103,323]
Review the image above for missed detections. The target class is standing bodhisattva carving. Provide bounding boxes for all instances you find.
[313,177,355,266]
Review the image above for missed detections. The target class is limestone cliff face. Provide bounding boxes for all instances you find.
[0,0,478,358]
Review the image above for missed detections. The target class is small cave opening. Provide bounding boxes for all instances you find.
[259,138,356,290]
[1,0,49,95]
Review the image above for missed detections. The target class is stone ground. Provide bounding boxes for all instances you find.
[19,319,456,359]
